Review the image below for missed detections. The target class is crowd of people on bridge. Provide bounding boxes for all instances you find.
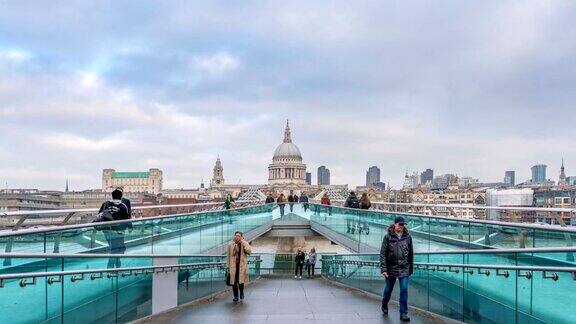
[264,191,310,217]
[94,188,412,322]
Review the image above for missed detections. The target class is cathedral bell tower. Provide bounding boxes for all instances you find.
[211,156,225,187]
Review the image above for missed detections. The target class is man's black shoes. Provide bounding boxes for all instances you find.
[400,313,411,322]
[240,291,244,300]
[381,304,388,315]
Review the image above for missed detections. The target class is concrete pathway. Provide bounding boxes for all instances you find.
[144,277,455,324]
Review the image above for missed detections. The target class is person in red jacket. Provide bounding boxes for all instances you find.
[321,193,332,217]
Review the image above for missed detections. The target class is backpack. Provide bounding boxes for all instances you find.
[93,201,127,224]
[94,206,114,223]
[348,197,360,208]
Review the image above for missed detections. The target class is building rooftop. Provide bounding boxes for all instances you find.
[111,171,150,179]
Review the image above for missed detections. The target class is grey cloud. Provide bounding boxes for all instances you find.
[0,1,575,189]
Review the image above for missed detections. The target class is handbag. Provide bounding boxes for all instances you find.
[225,268,232,286]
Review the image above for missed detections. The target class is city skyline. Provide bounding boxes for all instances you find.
[1,2,575,190]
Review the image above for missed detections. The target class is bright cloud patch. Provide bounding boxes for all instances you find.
[190,52,240,76]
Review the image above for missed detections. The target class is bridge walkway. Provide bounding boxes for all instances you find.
[142,276,454,324]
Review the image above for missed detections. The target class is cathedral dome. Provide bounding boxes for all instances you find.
[273,142,302,159]
[268,120,307,186]
[272,121,303,160]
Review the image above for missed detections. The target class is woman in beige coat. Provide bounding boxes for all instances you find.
[227,231,251,302]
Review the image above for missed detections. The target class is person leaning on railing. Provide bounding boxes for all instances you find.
[359,193,371,235]
[380,216,414,322]
[93,189,131,268]
[224,195,236,210]
[320,193,331,217]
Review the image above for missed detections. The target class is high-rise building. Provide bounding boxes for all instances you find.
[559,159,567,186]
[102,168,163,194]
[306,172,312,185]
[531,164,547,184]
[317,166,331,186]
[366,166,381,187]
[504,171,515,187]
[420,169,433,186]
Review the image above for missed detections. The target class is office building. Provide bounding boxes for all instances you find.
[504,171,515,187]
[317,166,331,186]
[531,164,547,184]
[420,169,433,186]
[366,166,381,187]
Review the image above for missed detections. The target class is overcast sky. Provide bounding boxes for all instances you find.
[1,1,575,190]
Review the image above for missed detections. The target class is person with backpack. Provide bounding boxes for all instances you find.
[344,191,360,234]
[344,191,360,208]
[94,189,130,268]
[115,187,132,216]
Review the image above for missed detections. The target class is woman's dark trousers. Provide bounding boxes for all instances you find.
[232,263,244,299]
[295,263,303,276]
[307,263,315,276]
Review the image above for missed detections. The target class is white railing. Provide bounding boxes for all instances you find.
[0,199,264,231]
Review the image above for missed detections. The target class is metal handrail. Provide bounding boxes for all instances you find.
[321,259,576,274]
[0,199,263,217]
[310,203,576,233]
[0,259,263,288]
[0,201,271,238]
[2,247,576,259]
[364,201,576,213]
[320,246,576,257]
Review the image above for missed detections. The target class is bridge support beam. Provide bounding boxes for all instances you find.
[152,257,179,315]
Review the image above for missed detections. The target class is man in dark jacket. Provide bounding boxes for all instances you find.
[345,191,360,234]
[265,193,275,204]
[116,187,132,216]
[380,216,414,322]
[299,193,309,212]
[288,193,295,212]
[344,191,360,208]
[96,189,131,268]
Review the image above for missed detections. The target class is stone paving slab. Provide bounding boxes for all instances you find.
[142,277,459,324]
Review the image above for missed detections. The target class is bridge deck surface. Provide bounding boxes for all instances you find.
[144,276,453,324]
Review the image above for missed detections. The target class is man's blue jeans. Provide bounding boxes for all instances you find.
[382,275,409,314]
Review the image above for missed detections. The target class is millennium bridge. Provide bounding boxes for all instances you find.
[1,202,575,323]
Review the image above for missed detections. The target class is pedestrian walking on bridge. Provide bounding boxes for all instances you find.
[380,216,414,322]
